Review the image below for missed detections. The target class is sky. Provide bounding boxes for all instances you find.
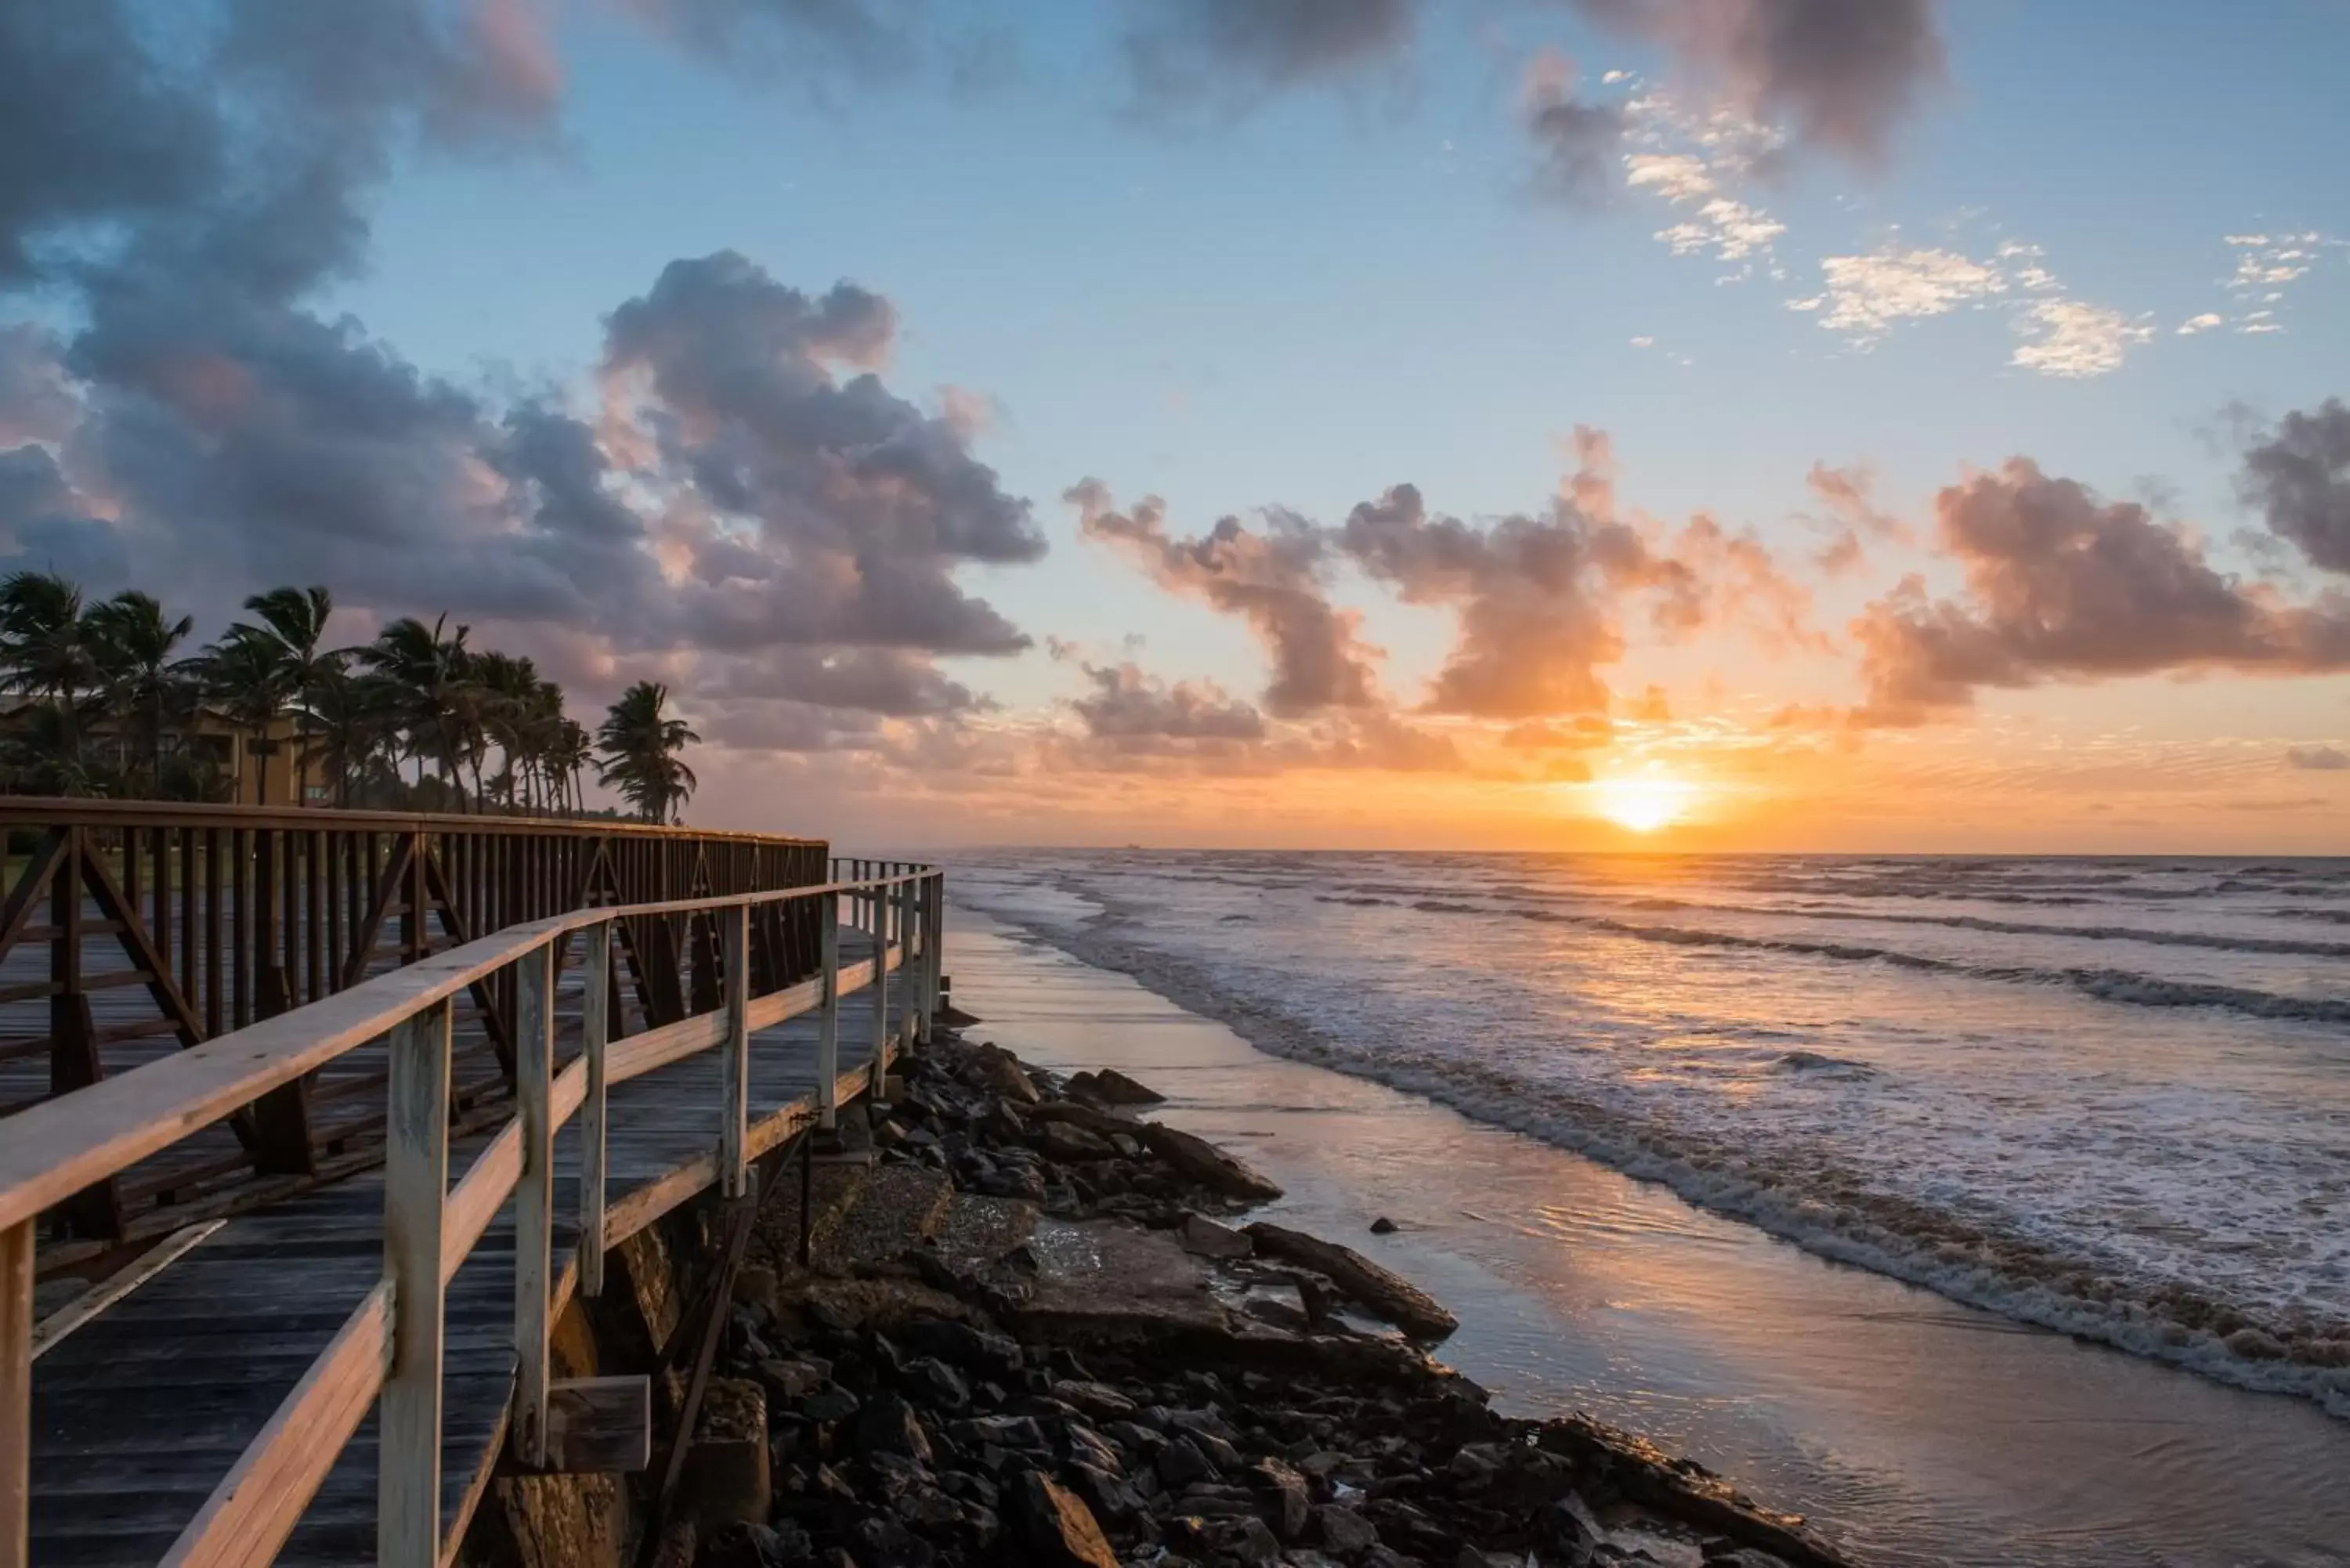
[3,0,2349,851]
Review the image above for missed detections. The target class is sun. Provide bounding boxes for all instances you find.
[1591,775,1697,834]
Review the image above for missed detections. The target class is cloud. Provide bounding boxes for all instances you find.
[614,0,924,82]
[1333,466,1700,719]
[2009,298,2153,379]
[2177,313,2224,337]
[1805,461,1909,574]
[2240,398,2350,575]
[1853,460,2350,721]
[2287,745,2349,772]
[1795,236,2148,378]
[1067,479,1381,717]
[1071,662,1266,743]
[1567,0,1946,161]
[1522,51,1629,201]
[1503,716,1617,749]
[1799,244,2007,341]
[0,6,1050,764]
[1616,94,1787,271]
[1119,0,1418,110]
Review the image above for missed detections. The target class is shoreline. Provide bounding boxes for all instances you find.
[953,885,2350,1418]
[674,1024,1855,1568]
[940,903,2350,1568]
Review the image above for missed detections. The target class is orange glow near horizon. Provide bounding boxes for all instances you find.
[1589,774,1701,834]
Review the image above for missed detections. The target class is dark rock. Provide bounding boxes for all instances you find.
[1063,1461,1135,1527]
[897,1318,1023,1380]
[1249,1458,1311,1541]
[1368,1216,1398,1235]
[1064,1422,1123,1476]
[798,1389,861,1424]
[1155,1435,1217,1487]
[852,1393,933,1463]
[967,1046,1041,1106]
[848,1516,935,1567]
[1317,1505,1379,1555]
[1193,1429,1245,1474]
[1175,1212,1253,1260]
[1206,1513,1284,1565]
[902,1357,971,1411]
[1036,1121,1119,1163]
[1139,1123,1285,1201]
[1050,1379,1137,1420]
[1538,1498,1599,1566]
[1010,1470,1121,1568]
[756,1358,830,1404]
[894,1486,964,1529]
[1067,1068,1166,1105]
[700,1521,810,1568]
[1243,1223,1458,1341]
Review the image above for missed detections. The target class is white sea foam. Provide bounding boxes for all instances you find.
[952,851,2350,1418]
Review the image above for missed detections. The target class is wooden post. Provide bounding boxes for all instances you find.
[867,874,888,1073]
[580,922,610,1298]
[896,880,916,1053]
[720,903,750,1199]
[1,1219,30,1568]
[514,939,554,1468]
[380,997,451,1568]
[817,891,839,1130]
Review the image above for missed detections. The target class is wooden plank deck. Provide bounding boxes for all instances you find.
[23,927,908,1566]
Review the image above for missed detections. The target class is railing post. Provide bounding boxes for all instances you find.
[817,891,839,1131]
[867,876,888,1077]
[580,921,610,1298]
[381,997,451,1568]
[513,939,554,1468]
[895,879,917,1053]
[720,901,750,1199]
[2,1218,30,1568]
[924,872,944,1038]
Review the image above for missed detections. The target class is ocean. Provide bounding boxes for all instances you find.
[949,851,2350,1418]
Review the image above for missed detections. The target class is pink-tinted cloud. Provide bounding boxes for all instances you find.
[1854,459,2350,722]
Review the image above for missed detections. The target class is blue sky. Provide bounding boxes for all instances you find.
[326,0,2350,725]
[8,1,2350,846]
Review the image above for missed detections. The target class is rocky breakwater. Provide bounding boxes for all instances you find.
[674,1032,1856,1568]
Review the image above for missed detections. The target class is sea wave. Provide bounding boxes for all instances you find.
[1310,893,2350,1026]
[958,883,2350,1420]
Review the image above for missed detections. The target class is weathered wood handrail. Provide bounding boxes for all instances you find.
[0,860,948,1568]
[0,797,832,1255]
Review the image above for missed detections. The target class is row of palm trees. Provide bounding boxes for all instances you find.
[0,572,701,822]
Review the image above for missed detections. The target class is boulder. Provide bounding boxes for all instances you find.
[1140,1123,1284,1201]
[1035,1121,1118,1163]
[1177,1212,1253,1259]
[1067,1068,1166,1105]
[1010,1471,1120,1568]
[966,1046,1040,1106]
[1242,1223,1458,1341]
[1316,1505,1379,1555]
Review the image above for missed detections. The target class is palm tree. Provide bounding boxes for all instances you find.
[548,717,592,815]
[300,663,397,808]
[356,615,476,809]
[595,681,699,823]
[240,587,336,806]
[192,625,295,805]
[86,590,195,790]
[0,571,99,773]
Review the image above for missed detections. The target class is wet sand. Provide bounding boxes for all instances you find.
[948,907,2350,1568]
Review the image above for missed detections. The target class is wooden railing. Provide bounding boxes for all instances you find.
[0,860,945,1568]
[0,800,829,1255]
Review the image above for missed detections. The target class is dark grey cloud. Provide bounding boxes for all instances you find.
[1853,460,2350,722]
[1523,53,1629,201]
[1120,0,1419,109]
[2287,745,2349,772]
[2240,398,2350,576]
[1068,479,1379,718]
[0,1,221,284]
[606,251,1043,656]
[1072,662,1266,743]
[0,5,1042,757]
[1571,0,1945,159]
[1336,481,1698,718]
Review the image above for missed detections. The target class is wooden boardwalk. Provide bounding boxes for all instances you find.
[21,926,908,1566]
